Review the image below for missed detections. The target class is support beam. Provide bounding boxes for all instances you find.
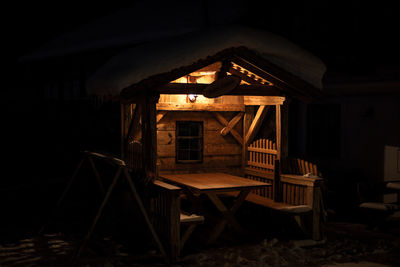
[221,112,244,136]
[157,83,283,96]
[156,111,168,124]
[157,103,244,112]
[245,106,269,146]
[244,96,285,106]
[212,112,243,145]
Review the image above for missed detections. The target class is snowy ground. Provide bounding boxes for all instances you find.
[1,221,399,266]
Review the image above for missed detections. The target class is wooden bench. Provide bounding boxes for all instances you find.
[151,180,204,261]
[240,158,325,240]
[359,181,400,227]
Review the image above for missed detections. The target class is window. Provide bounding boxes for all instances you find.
[176,121,203,163]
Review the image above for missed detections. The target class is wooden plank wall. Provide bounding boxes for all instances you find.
[157,111,242,175]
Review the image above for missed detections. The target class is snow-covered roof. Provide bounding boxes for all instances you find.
[86,26,326,96]
[20,1,243,61]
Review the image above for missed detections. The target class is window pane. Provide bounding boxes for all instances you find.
[176,121,203,162]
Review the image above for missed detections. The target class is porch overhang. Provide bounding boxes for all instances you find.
[86,26,326,102]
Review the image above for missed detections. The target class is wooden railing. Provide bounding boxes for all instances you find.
[282,157,322,177]
[247,138,277,172]
[244,138,325,240]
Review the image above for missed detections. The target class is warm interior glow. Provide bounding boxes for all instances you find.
[172,76,188,83]
[171,62,221,84]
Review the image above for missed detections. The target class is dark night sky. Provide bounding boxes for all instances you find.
[4,1,400,84]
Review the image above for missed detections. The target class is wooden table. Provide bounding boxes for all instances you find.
[159,172,271,243]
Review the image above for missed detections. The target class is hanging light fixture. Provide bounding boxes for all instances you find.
[187,75,199,103]
[188,94,198,102]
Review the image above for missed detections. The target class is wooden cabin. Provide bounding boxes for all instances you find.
[84,27,328,256]
[112,45,325,178]
[17,25,328,260]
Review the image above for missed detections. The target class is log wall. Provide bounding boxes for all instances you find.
[157,111,242,175]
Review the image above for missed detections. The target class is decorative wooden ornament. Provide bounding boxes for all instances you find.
[203,75,241,98]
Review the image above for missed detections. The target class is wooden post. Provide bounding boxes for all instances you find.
[168,188,181,260]
[273,159,281,202]
[242,106,254,175]
[141,92,159,175]
[275,104,282,160]
[120,103,125,160]
[281,100,289,159]
[312,187,322,240]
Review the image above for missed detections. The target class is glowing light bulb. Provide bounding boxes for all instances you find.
[188,94,197,103]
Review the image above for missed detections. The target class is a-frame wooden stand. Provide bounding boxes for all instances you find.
[52,151,168,264]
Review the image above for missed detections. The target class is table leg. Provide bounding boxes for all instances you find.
[183,188,203,213]
[206,189,251,243]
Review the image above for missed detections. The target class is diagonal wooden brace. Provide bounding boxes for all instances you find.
[212,112,243,145]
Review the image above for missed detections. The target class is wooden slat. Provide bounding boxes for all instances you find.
[299,187,305,205]
[245,168,274,179]
[247,161,274,170]
[247,147,277,154]
[273,159,281,202]
[280,174,322,187]
[291,185,296,205]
